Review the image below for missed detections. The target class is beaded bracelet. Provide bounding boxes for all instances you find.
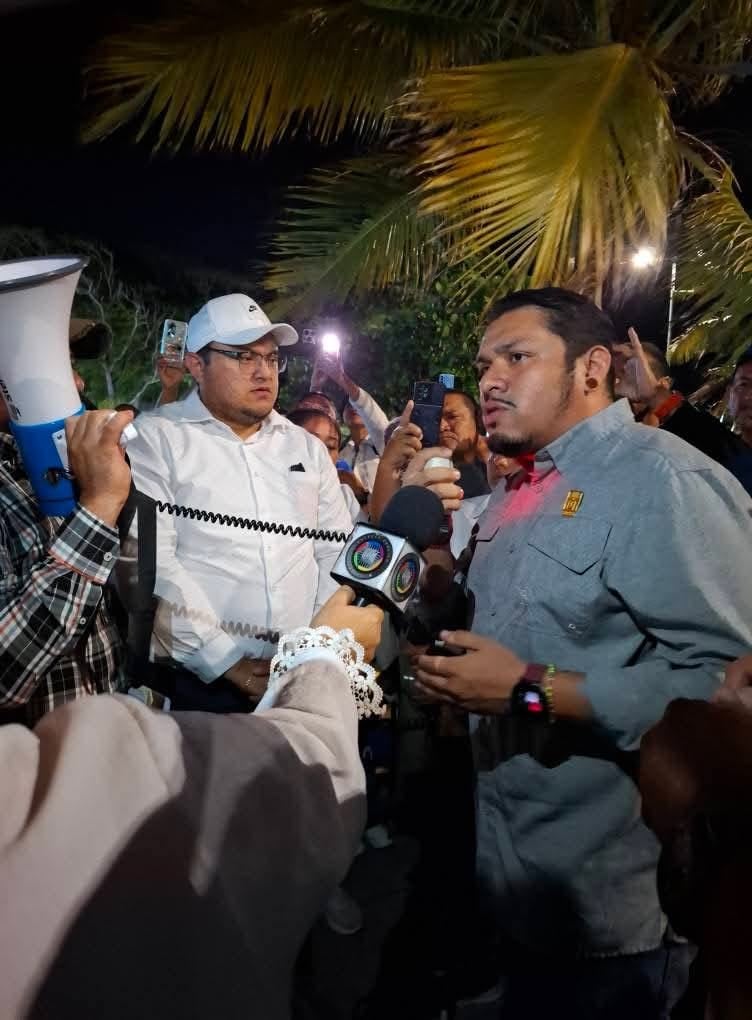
[542,664,557,722]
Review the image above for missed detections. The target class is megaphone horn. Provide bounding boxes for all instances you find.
[0,256,88,517]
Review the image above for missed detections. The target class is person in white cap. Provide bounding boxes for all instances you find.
[125,294,353,712]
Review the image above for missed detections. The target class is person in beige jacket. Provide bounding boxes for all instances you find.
[0,588,383,1020]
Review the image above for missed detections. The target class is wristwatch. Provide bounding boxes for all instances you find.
[510,663,556,723]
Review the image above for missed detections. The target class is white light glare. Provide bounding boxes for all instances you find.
[631,246,658,269]
[320,331,341,354]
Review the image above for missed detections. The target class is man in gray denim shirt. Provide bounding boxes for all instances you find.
[415,289,752,1019]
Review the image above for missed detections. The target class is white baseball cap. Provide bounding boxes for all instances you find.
[186,294,298,353]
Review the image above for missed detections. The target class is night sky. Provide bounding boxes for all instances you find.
[1,0,751,355]
[0,0,323,280]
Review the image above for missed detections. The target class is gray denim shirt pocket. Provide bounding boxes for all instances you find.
[521,514,613,639]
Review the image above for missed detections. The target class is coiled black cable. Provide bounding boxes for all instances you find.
[154,500,349,543]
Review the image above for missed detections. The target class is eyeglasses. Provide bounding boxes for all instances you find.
[206,346,287,373]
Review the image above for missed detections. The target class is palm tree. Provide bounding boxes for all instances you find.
[86,1,752,368]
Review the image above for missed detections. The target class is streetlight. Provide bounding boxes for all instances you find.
[630,247,677,346]
[631,246,658,270]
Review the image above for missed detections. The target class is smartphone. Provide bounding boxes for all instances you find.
[428,638,466,657]
[159,319,188,365]
[411,380,446,448]
[438,372,455,390]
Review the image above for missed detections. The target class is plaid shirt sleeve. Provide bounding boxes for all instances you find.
[0,506,120,709]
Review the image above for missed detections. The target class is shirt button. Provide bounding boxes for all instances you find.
[79,616,87,626]
[568,623,578,631]
[104,552,113,562]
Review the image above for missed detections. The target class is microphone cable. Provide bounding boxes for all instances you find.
[153,500,349,544]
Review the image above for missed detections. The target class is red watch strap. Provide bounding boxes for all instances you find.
[523,663,547,684]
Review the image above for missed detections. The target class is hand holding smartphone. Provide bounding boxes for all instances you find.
[410,380,446,448]
[159,320,188,366]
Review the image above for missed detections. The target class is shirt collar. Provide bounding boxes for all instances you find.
[178,390,291,436]
[535,399,634,475]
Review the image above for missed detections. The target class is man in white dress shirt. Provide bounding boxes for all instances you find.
[126,294,352,712]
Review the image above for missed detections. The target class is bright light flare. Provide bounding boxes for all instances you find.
[320,331,341,355]
[631,246,658,270]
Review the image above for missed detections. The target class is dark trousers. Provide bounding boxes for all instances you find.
[497,939,694,1020]
[148,661,252,714]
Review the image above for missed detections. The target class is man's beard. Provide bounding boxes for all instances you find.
[487,433,535,457]
[486,372,573,458]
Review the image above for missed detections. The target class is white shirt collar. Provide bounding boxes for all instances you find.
[177,390,291,435]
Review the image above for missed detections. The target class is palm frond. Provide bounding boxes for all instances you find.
[84,0,522,151]
[651,0,752,102]
[411,43,684,302]
[265,155,452,315]
[669,170,752,367]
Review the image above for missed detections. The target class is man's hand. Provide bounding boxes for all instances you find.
[65,409,133,526]
[338,469,369,506]
[370,400,422,521]
[712,653,752,710]
[315,352,360,401]
[380,400,423,476]
[414,630,525,713]
[224,658,271,700]
[487,453,520,490]
[402,447,463,512]
[156,356,186,400]
[614,327,665,408]
[315,351,346,388]
[312,586,384,661]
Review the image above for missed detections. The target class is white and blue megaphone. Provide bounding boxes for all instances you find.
[0,255,91,516]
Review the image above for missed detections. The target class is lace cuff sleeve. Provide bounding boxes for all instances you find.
[267,626,386,719]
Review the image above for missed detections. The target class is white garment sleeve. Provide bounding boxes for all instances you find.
[350,386,390,455]
[126,424,245,681]
[340,482,362,524]
[313,450,355,614]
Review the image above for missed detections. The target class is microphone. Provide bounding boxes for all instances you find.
[330,486,444,615]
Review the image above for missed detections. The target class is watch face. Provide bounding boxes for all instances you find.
[520,688,546,715]
[511,680,549,720]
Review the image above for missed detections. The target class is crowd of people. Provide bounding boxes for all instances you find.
[1,280,752,1019]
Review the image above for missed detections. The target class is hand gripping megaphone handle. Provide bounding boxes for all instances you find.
[13,413,139,518]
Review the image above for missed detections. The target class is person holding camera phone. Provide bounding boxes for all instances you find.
[315,350,390,496]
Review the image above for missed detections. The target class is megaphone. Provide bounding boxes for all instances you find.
[0,256,89,517]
